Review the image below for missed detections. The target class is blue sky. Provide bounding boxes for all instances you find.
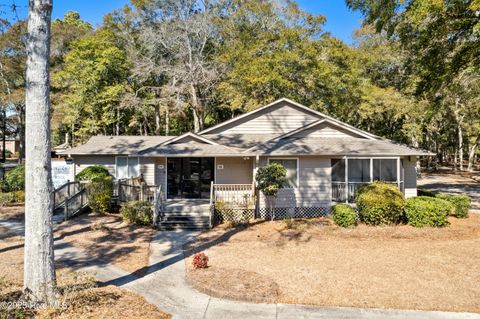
[2,0,362,44]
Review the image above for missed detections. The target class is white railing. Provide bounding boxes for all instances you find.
[212,184,255,207]
[152,184,165,227]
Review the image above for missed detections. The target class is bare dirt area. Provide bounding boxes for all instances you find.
[186,216,480,313]
[55,213,155,274]
[418,169,480,212]
[0,206,24,220]
[0,227,170,319]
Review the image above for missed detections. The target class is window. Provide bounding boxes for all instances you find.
[269,158,298,188]
[116,156,139,179]
[373,159,397,182]
[348,159,370,182]
[331,159,345,182]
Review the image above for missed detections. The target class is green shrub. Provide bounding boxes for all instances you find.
[332,204,356,227]
[120,201,153,225]
[0,190,24,206]
[1,165,25,192]
[85,176,113,213]
[417,188,436,197]
[406,196,452,227]
[76,165,110,181]
[255,163,287,196]
[356,182,406,225]
[435,193,471,218]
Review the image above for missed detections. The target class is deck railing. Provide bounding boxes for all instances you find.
[53,181,84,210]
[210,183,256,225]
[118,183,157,203]
[212,184,255,207]
[64,187,88,220]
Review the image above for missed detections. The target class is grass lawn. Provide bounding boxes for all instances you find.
[186,214,480,313]
[0,225,169,319]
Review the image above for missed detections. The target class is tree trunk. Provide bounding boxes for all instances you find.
[154,104,161,135]
[467,136,479,171]
[2,107,6,163]
[458,124,464,171]
[190,83,203,132]
[24,0,56,305]
[165,107,170,136]
[115,106,120,136]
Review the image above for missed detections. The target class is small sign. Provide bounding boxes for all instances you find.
[217,164,224,170]
[157,164,165,169]
[52,160,72,188]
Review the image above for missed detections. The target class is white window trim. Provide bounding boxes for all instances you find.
[115,156,140,179]
[267,157,299,189]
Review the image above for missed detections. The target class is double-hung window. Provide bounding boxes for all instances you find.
[116,156,140,179]
[268,158,298,188]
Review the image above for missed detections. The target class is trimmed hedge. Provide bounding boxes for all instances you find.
[405,196,452,227]
[356,182,406,225]
[85,176,113,213]
[332,204,356,227]
[120,201,153,225]
[76,165,110,181]
[435,193,470,218]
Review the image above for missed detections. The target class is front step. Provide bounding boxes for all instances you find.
[158,214,210,230]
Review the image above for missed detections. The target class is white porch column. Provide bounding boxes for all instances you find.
[345,156,348,203]
[397,157,401,190]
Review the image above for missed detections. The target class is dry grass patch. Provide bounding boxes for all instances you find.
[55,213,155,274]
[0,227,169,319]
[186,215,480,313]
[0,206,24,220]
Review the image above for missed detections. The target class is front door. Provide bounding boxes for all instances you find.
[167,157,214,199]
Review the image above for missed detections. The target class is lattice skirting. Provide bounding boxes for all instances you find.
[214,208,255,224]
[257,207,329,220]
[213,206,330,225]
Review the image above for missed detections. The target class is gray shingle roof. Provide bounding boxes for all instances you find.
[249,136,433,156]
[203,133,280,149]
[138,141,242,156]
[61,136,175,155]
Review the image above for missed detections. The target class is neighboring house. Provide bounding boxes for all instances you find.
[62,98,432,225]
[0,138,20,156]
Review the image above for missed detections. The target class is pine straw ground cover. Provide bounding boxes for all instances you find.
[185,215,480,313]
[0,226,170,319]
[55,212,155,274]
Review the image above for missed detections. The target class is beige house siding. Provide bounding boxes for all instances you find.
[208,102,320,135]
[154,157,167,186]
[403,157,417,198]
[291,122,365,139]
[258,156,331,208]
[215,157,253,184]
[139,157,156,185]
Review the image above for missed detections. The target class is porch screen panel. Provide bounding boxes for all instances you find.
[348,159,370,182]
[373,159,397,182]
[269,159,298,188]
[116,156,128,179]
[331,159,345,182]
[128,157,140,178]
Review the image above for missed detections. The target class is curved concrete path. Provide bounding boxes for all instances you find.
[1,218,479,319]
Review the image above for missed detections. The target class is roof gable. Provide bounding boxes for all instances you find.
[199,98,379,139]
[280,119,370,140]
[163,132,218,145]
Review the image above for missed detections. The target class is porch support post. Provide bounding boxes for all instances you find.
[370,158,373,182]
[345,156,348,203]
[397,157,401,190]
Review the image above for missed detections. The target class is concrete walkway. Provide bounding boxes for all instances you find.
[1,218,479,319]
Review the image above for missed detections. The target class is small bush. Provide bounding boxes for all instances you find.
[76,165,110,181]
[435,193,470,218]
[255,163,287,196]
[332,204,356,227]
[356,182,406,225]
[1,165,25,192]
[85,176,113,213]
[405,196,452,227]
[192,252,209,269]
[120,201,153,225]
[0,190,25,206]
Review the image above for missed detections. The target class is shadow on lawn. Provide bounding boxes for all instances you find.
[101,221,263,287]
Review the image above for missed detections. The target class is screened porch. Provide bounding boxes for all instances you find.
[331,157,404,202]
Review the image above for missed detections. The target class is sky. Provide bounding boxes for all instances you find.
[1,0,362,44]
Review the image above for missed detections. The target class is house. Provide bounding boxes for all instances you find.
[62,98,432,227]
